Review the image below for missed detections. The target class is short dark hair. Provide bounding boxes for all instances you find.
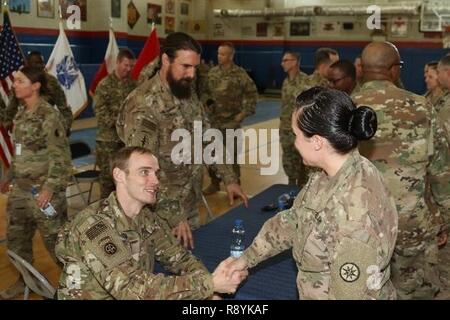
[219,42,235,54]
[439,55,450,68]
[426,61,438,71]
[284,51,300,62]
[27,50,44,61]
[117,48,135,62]
[315,47,338,69]
[110,147,156,179]
[330,60,356,81]
[294,87,377,154]
[19,66,48,96]
[161,32,202,62]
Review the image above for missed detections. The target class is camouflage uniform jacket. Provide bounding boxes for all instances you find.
[2,73,73,133]
[56,192,214,300]
[202,64,258,129]
[138,57,161,85]
[116,74,237,227]
[280,71,309,131]
[353,80,450,246]
[10,98,71,193]
[94,73,137,142]
[437,91,450,146]
[424,88,447,108]
[305,72,330,89]
[242,150,398,299]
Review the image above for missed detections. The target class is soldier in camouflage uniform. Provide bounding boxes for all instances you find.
[224,88,398,299]
[0,51,73,135]
[435,54,450,298]
[352,42,450,299]
[56,147,247,299]
[201,42,258,194]
[424,61,446,107]
[94,48,137,199]
[116,33,248,250]
[138,57,161,85]
[327,60,357,95]
[305,47,339,89]
[0,67,71,299]
[279,51,309,187]
[437,55,450,140]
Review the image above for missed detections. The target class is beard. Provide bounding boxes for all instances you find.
[167,66,194,99]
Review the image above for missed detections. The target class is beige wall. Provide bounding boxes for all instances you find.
[0,0,444,43]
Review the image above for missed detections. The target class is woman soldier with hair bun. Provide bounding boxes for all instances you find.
[224,87,399,300]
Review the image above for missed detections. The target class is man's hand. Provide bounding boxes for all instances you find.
[0,179,11,194]
[36,188,53,209]
[212,258,248,294]
[172,220,194,249]
[226,183,248,207]
[223,256,249,280]
[437,230,449,248]
[233,112,246,124]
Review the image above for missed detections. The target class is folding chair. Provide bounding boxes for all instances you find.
[68,140,100,205]
[6,250,56,300]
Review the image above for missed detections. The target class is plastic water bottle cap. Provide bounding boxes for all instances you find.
[31,186,38,195]
[234,219,243,227]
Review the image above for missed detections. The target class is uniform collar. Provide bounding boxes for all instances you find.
[306,149,361,212]
[105,192,150,233]
[361,79,397,90]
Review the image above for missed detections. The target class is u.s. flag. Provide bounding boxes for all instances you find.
[0,10,25,168]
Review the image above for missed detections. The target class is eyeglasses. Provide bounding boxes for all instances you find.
[389,61,404,69]
[328,76,348,85]
[281,59,297,63]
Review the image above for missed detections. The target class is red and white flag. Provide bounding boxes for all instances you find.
[0,10,25,168]
[131,26,160,80]
[89,27,119,96]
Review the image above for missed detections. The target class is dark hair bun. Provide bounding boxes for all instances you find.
[349,106,377,140]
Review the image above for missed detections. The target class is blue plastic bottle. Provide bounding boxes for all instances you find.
[230,219,245,258]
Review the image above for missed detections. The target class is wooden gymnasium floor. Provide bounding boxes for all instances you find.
[0,101,288,300]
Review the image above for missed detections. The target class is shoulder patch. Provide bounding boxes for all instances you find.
[85,221,108,240]
[330,237,378,299]
[339,263,360,282]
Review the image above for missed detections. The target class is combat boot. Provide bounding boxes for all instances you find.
[0,278,25,300]
[203,181,220,195]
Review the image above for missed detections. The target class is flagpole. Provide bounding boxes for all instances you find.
[2,0,9,14]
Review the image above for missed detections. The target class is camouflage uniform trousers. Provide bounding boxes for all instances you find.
[391,243,441,299]
[6,185,67,265]
[96,140,125,199]
[207,128,241,185]
[436,243,450,299]
[280,129,308,187]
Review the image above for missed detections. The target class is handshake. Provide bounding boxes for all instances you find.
[211,256,249,295]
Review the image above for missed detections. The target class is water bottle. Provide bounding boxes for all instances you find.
[31,186,57,218]
[230,219,245,258]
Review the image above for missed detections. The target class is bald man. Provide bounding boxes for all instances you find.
[352,41,450,300]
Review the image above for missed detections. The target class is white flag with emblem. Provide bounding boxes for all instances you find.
[46,21,87,116]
